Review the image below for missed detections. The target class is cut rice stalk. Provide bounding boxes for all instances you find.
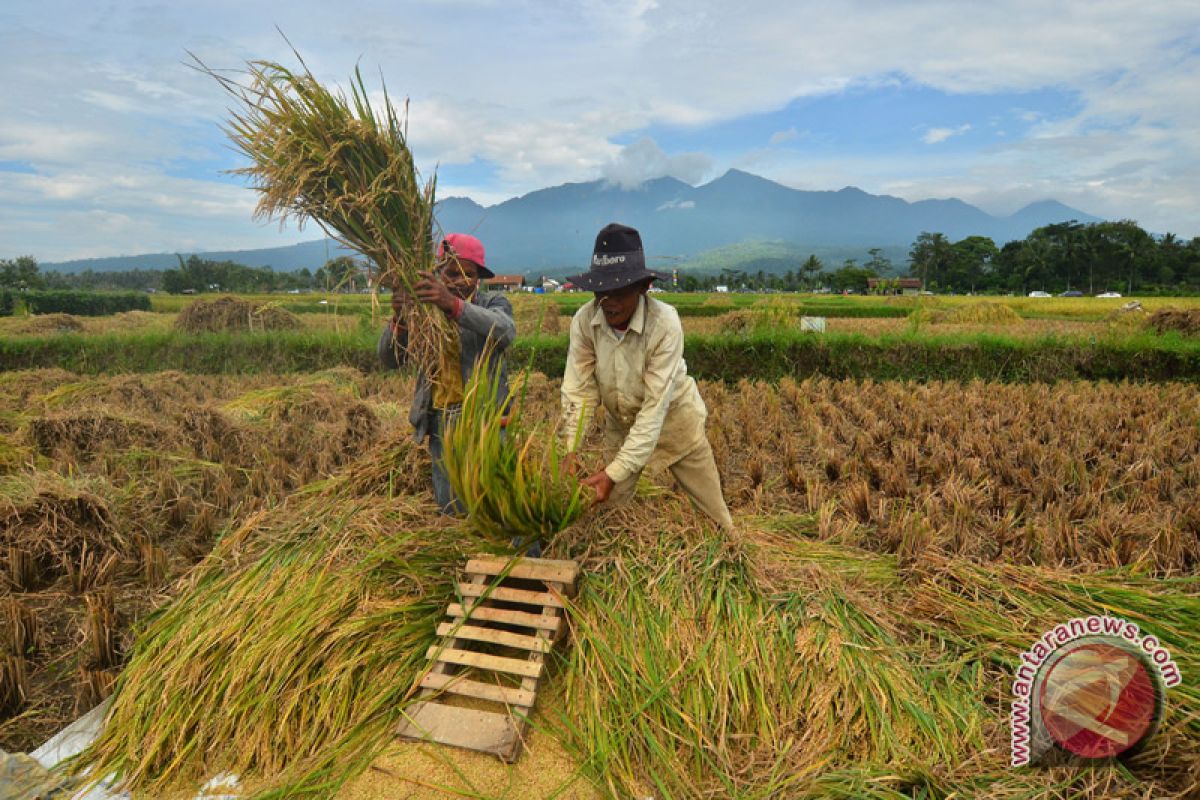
[443,361,586,546]
[197,50,452,387]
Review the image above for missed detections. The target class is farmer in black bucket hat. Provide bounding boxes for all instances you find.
[560,223,734,530]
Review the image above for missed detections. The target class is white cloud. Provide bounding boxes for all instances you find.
[656,199,696,211]
[768,127,801,146]
[2,0,1200,258]
[922,124,972,144]
[602,138,712,189]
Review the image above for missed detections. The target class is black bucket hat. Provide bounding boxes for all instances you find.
[567,223,669,292]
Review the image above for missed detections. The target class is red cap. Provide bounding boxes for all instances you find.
[437,233,492,278]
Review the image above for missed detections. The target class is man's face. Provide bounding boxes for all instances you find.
[595,280,649,328]
[439,257,481,300]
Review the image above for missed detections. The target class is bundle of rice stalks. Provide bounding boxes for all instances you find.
[921,301,1022,325]
[73,493,485,797]
[200,53,451,382]
[174,296,300,333]
[1105,305,1149,334]
[443,366,586,546]
[1148,308,1200,336]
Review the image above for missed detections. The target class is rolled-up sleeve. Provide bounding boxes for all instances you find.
[603,324,681,484]
[458,295,516,350]
[560,308,600,451]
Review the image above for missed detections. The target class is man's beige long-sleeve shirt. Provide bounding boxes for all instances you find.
[560,296,708,484]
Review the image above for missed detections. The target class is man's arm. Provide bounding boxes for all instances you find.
[603,322,682,484]
[560,305,600,451]
[457,293,516,349]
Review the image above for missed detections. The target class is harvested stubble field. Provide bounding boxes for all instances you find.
[0,368,424,750]
[1,364,1198,798]
[684,312,1109,339]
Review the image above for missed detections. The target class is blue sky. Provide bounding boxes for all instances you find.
[1,1,1198,261]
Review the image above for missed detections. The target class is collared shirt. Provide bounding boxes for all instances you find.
[560,295,708,484]
[378,291,515,442]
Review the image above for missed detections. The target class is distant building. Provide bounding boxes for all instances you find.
[485,274,525,292]
[867,277,923,296]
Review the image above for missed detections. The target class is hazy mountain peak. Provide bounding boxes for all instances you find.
[44,169,1104,273]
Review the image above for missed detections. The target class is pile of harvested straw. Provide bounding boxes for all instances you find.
[175,296,300,333]
[73,488,476,797]
[70,491,1200,799]
[8,313,85,335]
[1148,308,1200,336]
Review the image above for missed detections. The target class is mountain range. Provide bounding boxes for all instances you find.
[43,169,1102,275]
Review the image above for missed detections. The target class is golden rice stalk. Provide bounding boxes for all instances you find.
[443,363,587,546]
[83,590,119,669]
[2,598,40,657]
[196,50,451,381]
[0,654,28,717]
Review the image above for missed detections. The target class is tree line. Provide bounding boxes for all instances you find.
[672,222,1199,294]
[0,255,370,294]
[908,221,1200,295]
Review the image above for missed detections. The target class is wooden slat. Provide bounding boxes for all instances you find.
[435,622,552,652]
[426,646,545,678]
[398,701,523,762]
[419,673,536,707]
[518,578,562,708]
[456,582,565,609]
[424,572,488,685]
[464,557,579,587]
[446,603,562,634]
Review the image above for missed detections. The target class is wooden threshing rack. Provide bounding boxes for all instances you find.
[398,556,580,762]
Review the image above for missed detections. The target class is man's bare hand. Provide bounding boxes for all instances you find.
[563,451,581,477]
[581,469,615,505]
[414,271,457,314]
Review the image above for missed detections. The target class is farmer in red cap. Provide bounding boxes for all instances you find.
[379,233,515,515]
[560,223,733,531]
